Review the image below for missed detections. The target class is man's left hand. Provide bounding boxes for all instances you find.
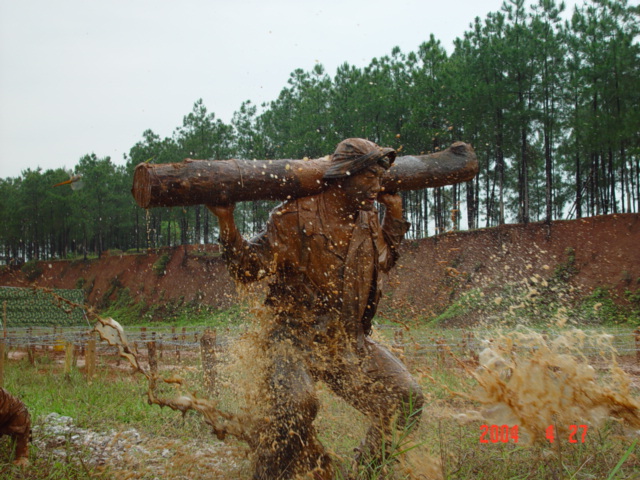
[377,192,403,219]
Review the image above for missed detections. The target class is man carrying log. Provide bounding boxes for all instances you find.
[208,138,424,479]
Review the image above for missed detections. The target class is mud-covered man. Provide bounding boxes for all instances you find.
[208,138,424,479]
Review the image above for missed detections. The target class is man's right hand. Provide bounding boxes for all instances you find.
[207,204,236,220]
[206,204,238,243]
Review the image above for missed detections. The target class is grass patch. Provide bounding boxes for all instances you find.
[576,286,638,325]
[4,321,640,479]
[100,302,247,328]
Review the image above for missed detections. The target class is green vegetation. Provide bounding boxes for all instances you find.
[575,287,639,325]
[553,246,579,282]
[421,246,639,328]
[431,288,486,324]
[431,280,640,327]
[0,287,86,327]
[151,253,170,277]
[89,278,246,327]
[1,355,220,479]
[100,301,247,328]
[20,261,42,282]
[626,289,640,318]
[421,416,639,480]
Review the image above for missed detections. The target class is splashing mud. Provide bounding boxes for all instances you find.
[90,273,440,479]
[94,314,256,445]
[37,281,639,479]
[453,326,640,442]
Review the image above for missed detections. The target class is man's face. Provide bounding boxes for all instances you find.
[340,164,385,212]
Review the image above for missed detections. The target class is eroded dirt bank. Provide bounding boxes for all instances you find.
[387,213,640,318]
[1,213,638,318]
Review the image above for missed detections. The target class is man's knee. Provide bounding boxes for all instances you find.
[270,354,318,416]
[287,388,320,422]
[268,376,319,437]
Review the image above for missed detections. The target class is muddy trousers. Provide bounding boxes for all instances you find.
[252,339,424,480]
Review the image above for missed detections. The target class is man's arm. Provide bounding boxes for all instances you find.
[207,204,240,245]
[376,193,410,271]
[207,204,280,283]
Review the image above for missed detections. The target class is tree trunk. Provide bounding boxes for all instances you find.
[132,142,478,209]
[495,109,505,225]
[466,178,476,230]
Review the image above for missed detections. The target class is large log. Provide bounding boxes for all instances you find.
[131,142,478,209]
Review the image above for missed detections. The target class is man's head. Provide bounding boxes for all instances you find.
[323,138,396,180]
[324,138,396,213]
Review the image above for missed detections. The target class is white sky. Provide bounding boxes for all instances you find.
[0,0,597,178]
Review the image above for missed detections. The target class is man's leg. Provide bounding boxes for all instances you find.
[319,339,424,464]
[253,341,332,480]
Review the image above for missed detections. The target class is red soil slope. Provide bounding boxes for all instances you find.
[1,213,638,319]
[387,213,640,318]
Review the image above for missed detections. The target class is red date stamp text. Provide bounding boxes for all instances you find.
[479,424,588,444]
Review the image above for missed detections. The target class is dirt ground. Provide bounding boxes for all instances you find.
[1,213,639,320]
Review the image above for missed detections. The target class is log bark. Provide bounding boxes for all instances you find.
[132,141,478,209]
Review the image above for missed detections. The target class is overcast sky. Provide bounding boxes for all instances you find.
[0,0,601,179]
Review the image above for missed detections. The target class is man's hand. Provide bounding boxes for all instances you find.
[377,192,403,219]
[207,204,236,221]
[206,204,237,243]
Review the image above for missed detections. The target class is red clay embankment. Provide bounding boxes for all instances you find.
[1,214,638,319]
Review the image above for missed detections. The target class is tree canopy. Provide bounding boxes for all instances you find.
[1,0,638,262]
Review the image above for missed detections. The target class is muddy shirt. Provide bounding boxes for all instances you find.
[220,193,409,348]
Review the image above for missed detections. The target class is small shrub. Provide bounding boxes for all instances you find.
[434,289,485,323]
[577,287,630,324]
[97,276,125,310]
[152,253,171,277]
[625,289,640,322]
[626,289,640,307]
[83,276,95,295]
[21,260,43,281]
[554,246,578,282]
